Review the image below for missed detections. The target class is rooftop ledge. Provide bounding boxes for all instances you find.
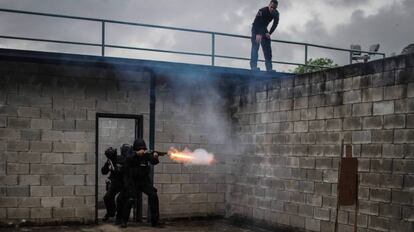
[0,48,292,80]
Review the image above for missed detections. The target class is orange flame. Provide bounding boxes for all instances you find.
[168,147,215,165]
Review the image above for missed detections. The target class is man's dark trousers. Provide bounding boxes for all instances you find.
[103,180,123,218]
[250,29,273,71]
[121,183,159,224]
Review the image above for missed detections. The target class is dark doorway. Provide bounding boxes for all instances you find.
[95,113,143,223]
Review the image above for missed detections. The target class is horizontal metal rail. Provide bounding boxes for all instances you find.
[0,8,386,70]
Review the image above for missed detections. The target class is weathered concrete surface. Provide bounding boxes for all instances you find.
[0,220,273,232]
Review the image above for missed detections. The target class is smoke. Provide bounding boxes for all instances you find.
[169,147,215,165]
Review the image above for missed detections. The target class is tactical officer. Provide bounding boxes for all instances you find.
[101,147,124,222]
[120,138,162,228]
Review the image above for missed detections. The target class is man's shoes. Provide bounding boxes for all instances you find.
[120,222,128,228]
[251,67,260,71]
[151,221,165,228]
[114,219,121,225]
[266,69,277,72]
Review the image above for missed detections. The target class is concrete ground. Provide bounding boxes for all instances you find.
[0,219,274,232]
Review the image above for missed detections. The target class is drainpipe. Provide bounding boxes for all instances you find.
[148,70,156,223]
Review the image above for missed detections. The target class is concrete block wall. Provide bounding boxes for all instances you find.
[0,56,233,224]
[228,54,414,231]
[0,60,152,223]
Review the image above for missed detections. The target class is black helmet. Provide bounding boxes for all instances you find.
[120,144,132,157]
[133,138,147,151]
[104,147,117,160]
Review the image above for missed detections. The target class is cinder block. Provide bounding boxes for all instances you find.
[352,103,372,117]
[7,163,29,174]
[19,175,40,185]
[352,131,371,144]
[7,186,29,197]
[7,208,30,219]
[0,175,18,185]
[41,175,64,185]
[18,107,40,118]
[314,208,330,221]
[363,116,383,129]
[315,182,331,196]
[52,186,74,196]
[293,121,308,133]
[52,120,75,131]
[384,115,406,129]
[75,165,94,175]
[199,184,217,193]
[316,107,334,119]
[373,101,394,115]
[7,141,29,151]
[393,160,414,174]
[0,129,20,140]
[171,174,190,184]
[361,144,382,157]
[75,186,94,196]
[181,184,199,193]
[394,130,414,143]
[343,90,362,104]
[0,197,18,207]
[6,152,40,163]
[7,117,30,129]
[75,120,95,131]
[30,141,52,152]
[42,130,64,141]
[75,143,94,153]
[30,186,51,197]
[326,119,342,131]
[309,120,326,132]
[305,218,320,232]
[362,87,383,102]
[52,207,75,218]
[31,119,52,129]
[21,129,41,141]
[63,154,85,164]
[370,189,391,202]
[41,197,62,208]
[64,175,84,185]
[372,130,393,144]
[359,200,379,215]
[163,184,181,194]
[368,215,390,231]
[17,197,41,208]
[371,159,393,173]
[190,193,207,203]
[384,85,406,100]
[380,203,401,219]
[163,164,182,173]
[63,197,84,207]
[53,142,76,153]
[41,153,63,164]
[75,207,94,218]
[30,208,51,219]
[403,175,414,190]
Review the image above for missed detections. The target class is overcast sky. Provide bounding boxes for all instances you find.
[0,0,413,71]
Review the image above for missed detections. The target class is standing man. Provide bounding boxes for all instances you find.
[120,138,162,228]
[250,0,280,72]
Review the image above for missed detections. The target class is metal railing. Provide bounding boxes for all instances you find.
[0,8,386,69]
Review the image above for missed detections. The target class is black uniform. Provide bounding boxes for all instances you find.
[250,5,280,71]
[101,147,124,221]
[120,139,160,227]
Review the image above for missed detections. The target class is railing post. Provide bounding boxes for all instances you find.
[211,33,215,66]
[304,44,308,73]
[101,21,105,56]
[349,51,353,64]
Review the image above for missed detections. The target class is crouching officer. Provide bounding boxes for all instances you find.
[101,147,124,222]
[120,138,162,228]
